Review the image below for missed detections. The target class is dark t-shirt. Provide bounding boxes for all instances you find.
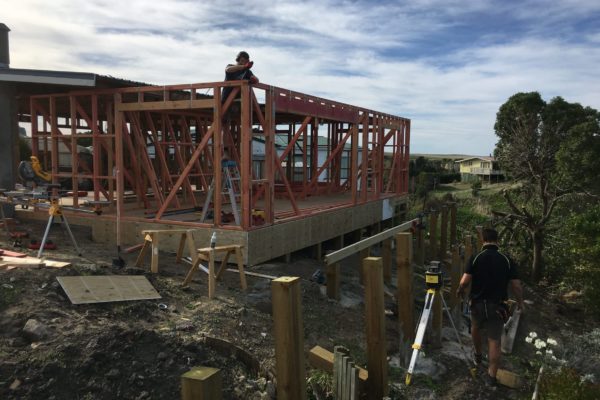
[222,64,255,103]
[466,244,518,303]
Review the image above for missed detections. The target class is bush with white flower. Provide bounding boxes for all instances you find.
[525,332,559,362]
[524,331,600,399]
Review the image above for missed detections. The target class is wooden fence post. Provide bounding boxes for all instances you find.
[475,225,484,252]
[440,205,448,260]
[272,277,307,400]
[464,235,473,266]
[395,232,413,366]
[449,202,457,247]
[429,210,438,263]
[417,217,425,267]
[363,257,388,399]
[450,245,461,310]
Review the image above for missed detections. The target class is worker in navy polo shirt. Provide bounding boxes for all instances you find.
[457,228,524,386]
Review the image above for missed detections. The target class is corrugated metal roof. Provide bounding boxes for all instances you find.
[0,67,148,88]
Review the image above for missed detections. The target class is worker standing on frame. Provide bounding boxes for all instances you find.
[456,227,524,387]
[222,50,259,104]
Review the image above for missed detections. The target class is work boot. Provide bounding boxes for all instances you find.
[484,373,497,389]
[472,352,482,366]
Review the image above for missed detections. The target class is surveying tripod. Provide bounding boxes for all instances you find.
[37,198,82,258]
[405,261,476,385]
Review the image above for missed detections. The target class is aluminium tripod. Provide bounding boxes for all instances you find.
[405,261,476,385]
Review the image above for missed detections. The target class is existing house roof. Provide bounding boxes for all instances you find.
[455,156,495,163]
[0,67,150,115]
[0,67,148,89]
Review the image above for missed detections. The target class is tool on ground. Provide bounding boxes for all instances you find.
[405,261,477,385]
[200,160,241,225]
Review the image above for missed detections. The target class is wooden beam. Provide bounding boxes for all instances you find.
[271,277,307,400]
[362,257,388,399]
[496,368,522,389]
[324,219,417,265]
[117,99,214,112]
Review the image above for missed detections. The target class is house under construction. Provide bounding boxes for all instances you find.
[0,25,411,265]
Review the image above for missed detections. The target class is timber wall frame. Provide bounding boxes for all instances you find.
[26,80,410,231]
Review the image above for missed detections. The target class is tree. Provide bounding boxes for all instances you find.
[493,92,599,281]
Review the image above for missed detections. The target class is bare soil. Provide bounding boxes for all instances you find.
[0,218,594,399]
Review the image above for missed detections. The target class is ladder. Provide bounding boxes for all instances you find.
[200,160,241,225]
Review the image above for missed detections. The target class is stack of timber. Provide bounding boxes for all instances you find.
[0,249,71,270]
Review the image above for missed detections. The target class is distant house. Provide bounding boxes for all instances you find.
[455,156,504,182]
[254,135,362,183]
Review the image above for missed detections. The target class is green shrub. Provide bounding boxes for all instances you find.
[470,180,482,196]
[540,367,600,400]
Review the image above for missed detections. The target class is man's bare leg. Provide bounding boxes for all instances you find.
[488,338,501,377]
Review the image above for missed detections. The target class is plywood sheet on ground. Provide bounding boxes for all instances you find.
[57,275,161,304]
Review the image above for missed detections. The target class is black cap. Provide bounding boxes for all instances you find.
[236,51,249,62]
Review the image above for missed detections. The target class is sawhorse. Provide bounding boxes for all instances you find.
[135,229,198,273]
[183,245,247,299]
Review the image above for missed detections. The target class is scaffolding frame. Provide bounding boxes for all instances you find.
[28,80,410,231]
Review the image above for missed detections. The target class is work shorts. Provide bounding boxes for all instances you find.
[470,300,504,341]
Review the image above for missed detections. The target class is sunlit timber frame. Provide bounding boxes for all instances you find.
[28,80,410,230]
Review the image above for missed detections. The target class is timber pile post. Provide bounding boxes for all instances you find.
[417,214,425,266]
[450,245,462,326]
[449,202,457,246]
[440,205,448,260]
[475,225,484,251]
[326,249,341,300]
[464,235,473,266]
[429,209,438,263]
[272,277,307,400]
[382,238,392,284]
[181,367,222,400]
[395,232,413,366]
[362,257,388,399]
[431,264,443,348]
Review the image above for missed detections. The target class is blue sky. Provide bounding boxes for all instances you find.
[3,0,600,155]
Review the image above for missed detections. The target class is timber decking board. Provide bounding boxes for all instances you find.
[57,275,161,304]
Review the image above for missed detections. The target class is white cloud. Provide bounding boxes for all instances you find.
[2,0,600,155]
